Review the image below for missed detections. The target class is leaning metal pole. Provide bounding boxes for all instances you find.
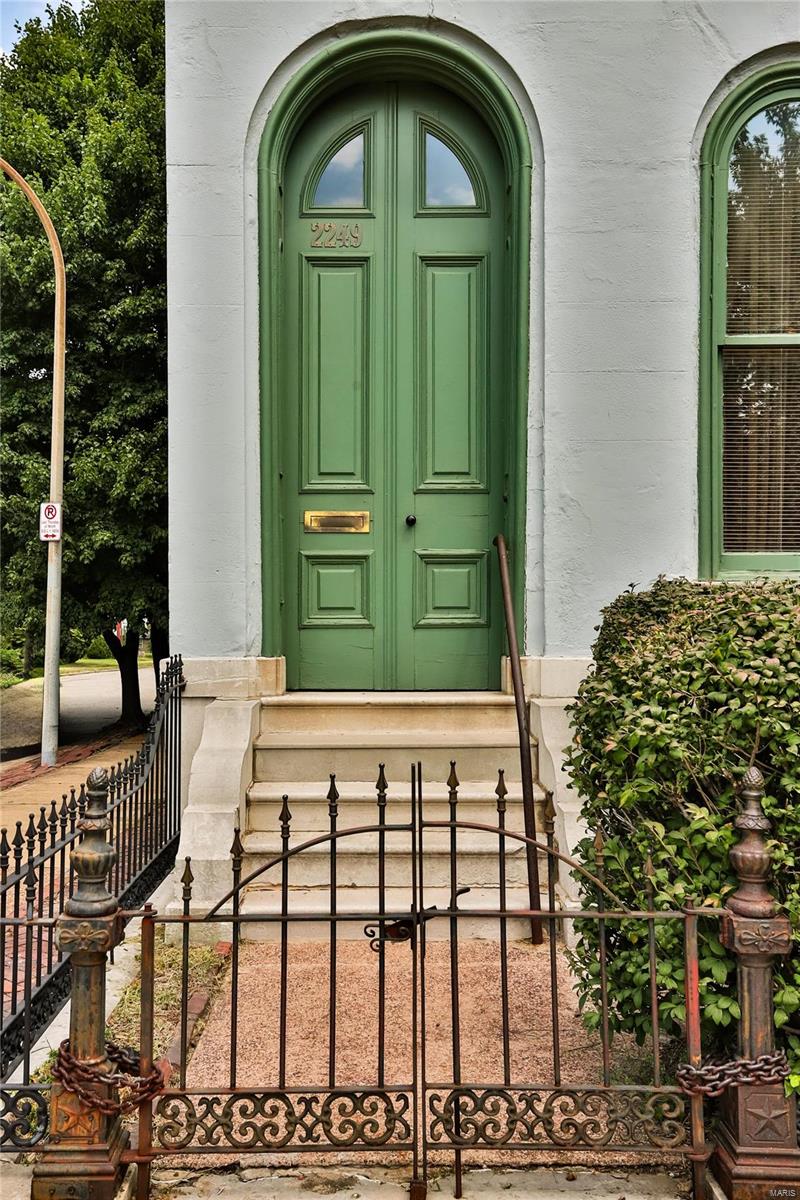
[0,158,66,767]
[714,766,800,1197]
[493,534,543,944]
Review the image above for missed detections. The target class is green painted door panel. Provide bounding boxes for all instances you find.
[281,83,505,689]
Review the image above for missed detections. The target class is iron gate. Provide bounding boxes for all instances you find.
[128,761,713,1199]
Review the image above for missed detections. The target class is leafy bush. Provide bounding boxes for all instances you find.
[0,646,22,675]
[60,627,88,663]
[84,634,110,660]
[566,577,800,1090]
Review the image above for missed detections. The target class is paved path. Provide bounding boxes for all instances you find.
[0,1162,692,1200]
[0,734,146,833]
[1,667,156,755]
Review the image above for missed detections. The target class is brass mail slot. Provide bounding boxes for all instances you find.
[304,510,370,533]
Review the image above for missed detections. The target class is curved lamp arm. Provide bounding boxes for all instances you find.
[1,157,66,766]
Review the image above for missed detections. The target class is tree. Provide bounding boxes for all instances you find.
[0,0,166,723]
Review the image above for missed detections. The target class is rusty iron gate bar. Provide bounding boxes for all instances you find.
[18,761,800,1200]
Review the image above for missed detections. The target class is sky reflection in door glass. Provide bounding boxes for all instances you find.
[425,133,476,206]
[313,133,364,207]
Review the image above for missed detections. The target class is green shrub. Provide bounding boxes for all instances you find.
[0,647,22,675]
[60,627,89,663]
[84,634,110,660]
[566,577,800,1091]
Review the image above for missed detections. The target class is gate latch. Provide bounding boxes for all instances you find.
[365,889,470,950]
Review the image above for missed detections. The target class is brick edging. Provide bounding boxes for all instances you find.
[1,726,144,790]
[159,941,232,1084]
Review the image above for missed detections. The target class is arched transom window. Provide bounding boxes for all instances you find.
[700,65,800,576]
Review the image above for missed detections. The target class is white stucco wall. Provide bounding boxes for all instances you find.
[166,0,800,661]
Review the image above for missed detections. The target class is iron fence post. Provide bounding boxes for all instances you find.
[714,766,800,1199]
[32,766,128,1200]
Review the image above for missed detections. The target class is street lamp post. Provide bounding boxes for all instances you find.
[1,158,66,767]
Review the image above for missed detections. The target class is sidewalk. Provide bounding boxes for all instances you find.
[0,1162,692,1200]
[0,734,146,834]
[1,666,156,761]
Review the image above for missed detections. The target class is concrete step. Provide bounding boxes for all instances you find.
[246,779,547,832]
[248,691,544,942]
[259,691,521,736]
[253,736,526,783]
[241,829,548,890]
[239,883,544,941]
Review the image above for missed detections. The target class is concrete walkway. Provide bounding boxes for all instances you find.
[0,734,146,832]
[1,666,156,756]
[0,1162,693,1200]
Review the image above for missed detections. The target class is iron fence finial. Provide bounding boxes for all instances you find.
[728,765,774,919]
[64,766,116,919]
[327,774,339,817]
[25,862,37,909]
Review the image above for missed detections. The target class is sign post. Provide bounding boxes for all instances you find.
[1,158,66,767]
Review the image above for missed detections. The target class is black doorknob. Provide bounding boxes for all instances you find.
[405,514,417,527]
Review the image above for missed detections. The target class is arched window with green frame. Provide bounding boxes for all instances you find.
[699,63,800,577]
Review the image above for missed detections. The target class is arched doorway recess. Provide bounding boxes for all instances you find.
[259,31,532,688]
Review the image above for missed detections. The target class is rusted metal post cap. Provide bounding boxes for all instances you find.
[727,766,775,921]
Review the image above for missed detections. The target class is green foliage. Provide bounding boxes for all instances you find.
[84,632,109,659]
[0,647,23,674]
[0,1,166,651]
[566,577,800,1087]
[60,625,88,661]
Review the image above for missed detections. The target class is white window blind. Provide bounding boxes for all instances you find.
[722,348,800,552]
[723,101,800,554]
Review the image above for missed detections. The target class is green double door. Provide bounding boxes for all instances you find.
[280,82,506,690]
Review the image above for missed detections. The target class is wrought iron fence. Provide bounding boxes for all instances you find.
[0,654,184,1119]
[9,747,798,1199]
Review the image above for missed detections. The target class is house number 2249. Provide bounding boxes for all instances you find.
[310,222,362,248]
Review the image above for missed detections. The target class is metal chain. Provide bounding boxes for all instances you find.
[53,1039,163,1115]
[676,1050,789,1098]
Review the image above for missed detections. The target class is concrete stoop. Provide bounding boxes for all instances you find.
[241,691,549,941]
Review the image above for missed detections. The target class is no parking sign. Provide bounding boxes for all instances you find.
[39,502,62,541]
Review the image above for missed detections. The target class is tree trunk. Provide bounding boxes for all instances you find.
[103,628,144,725]
[22,629,33,679]
[149,621,169,691]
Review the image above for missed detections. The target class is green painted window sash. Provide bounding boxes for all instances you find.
[698,64,800,579]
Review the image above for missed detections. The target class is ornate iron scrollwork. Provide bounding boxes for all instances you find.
[364,920,413,951]
[153,1090,413,1151]
[427,1087,688,1150]
[0,1086,50,1148]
